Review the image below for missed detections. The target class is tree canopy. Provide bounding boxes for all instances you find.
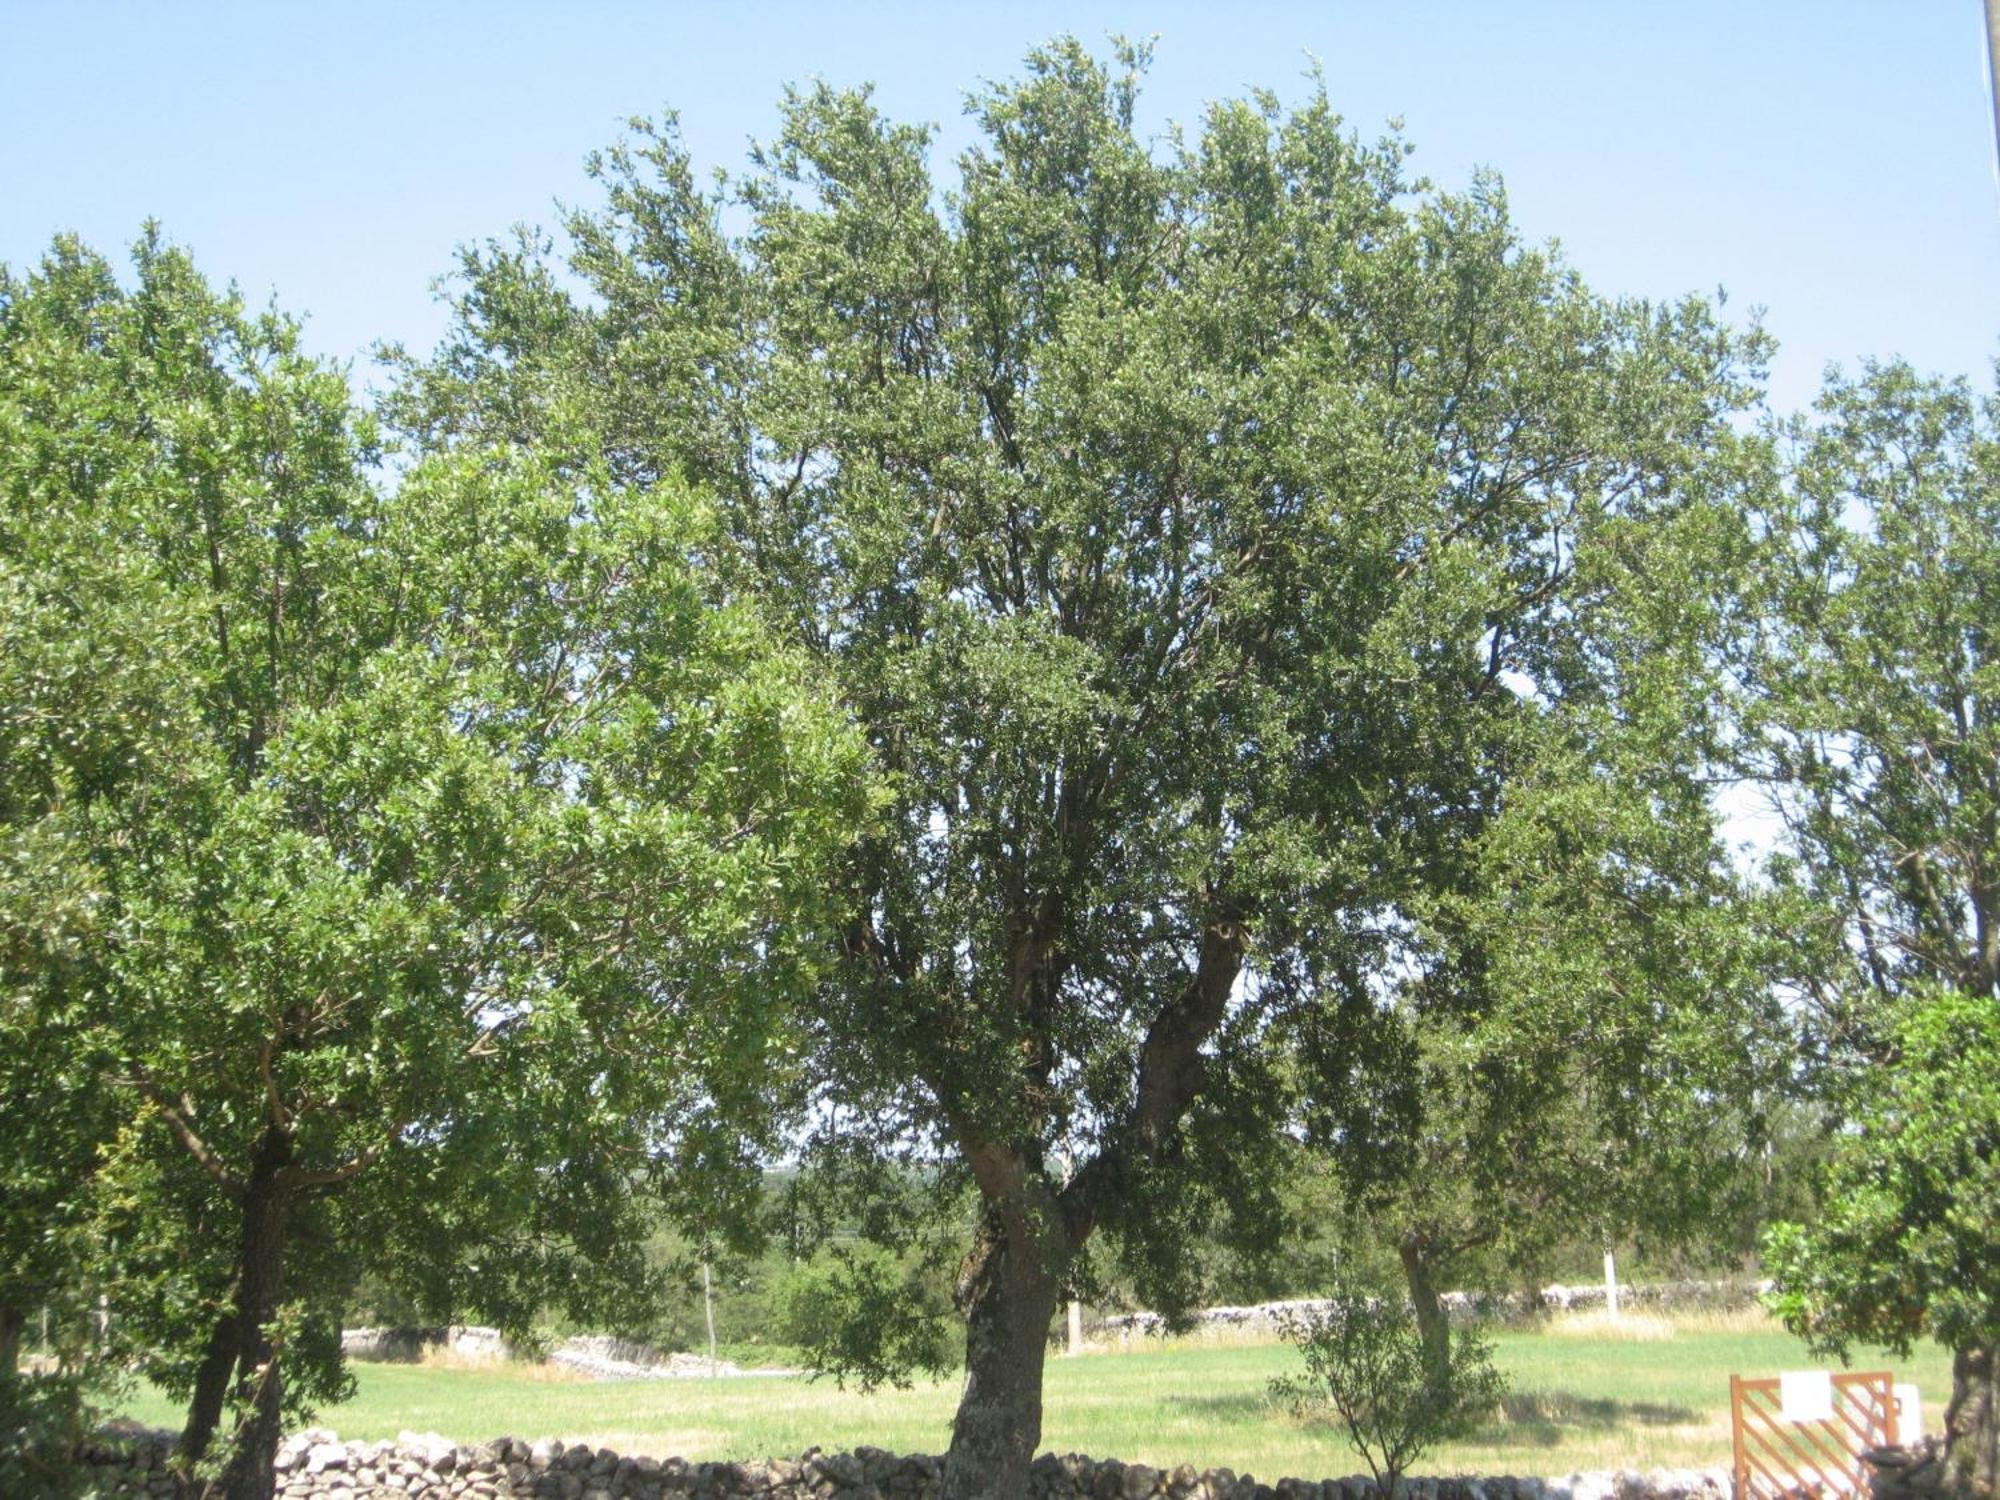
[1766,989,2000,1493]
[0,231,875,1498]
[1750,360,2000,1495]
[393,39,1771,1498]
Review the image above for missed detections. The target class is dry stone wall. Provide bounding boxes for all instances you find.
[1096,1280,1770,1340]
[1862,1439,1952,1500]
[74,1431,1732,1500]
[339,1328,784,1382]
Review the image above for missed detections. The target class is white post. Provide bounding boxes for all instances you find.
[702,1259,718,1373]
[1055,1144,1083,1356]
[1603,1246,1621,1322]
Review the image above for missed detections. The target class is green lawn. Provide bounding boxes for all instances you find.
[114,1317,1952,1482]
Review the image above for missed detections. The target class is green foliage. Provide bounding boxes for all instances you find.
[1764,989,2000,1359]
[0,1368,94,1500]
[1743,359,2000,1045]
[393,44,1770,1432]
[773,1245,956,1392]
[1271,1277,1507,1496]
[0,227,878,1484]
[1743,359,2000,1490]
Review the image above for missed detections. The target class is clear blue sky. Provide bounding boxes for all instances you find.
[4,1,1996,415]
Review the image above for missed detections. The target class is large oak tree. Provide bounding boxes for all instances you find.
[395,41,1767,1497]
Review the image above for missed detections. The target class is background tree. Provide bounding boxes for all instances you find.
[393,41,1767,1498]
[1766,989,2000,1496]
[1298,656,1784,1373]
[1743,359,2000,1491]
[0,233,875,1499]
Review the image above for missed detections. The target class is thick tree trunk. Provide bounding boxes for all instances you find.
[1399,1238,1450,1384]
[0,1303,23,1379]
[943,1208,1062,1500]
[212,1339,285,1500]
[1943,1341,1998,1498]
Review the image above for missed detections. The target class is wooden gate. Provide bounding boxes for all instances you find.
[1729,1370,1896,1499]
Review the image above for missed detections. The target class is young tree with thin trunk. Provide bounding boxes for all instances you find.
[1298,665,1784,1373]
[393,41,1766,1497]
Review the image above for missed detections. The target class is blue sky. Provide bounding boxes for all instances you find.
[3,1,1996,415]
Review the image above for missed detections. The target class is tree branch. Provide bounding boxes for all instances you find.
[129,1069,245,1195]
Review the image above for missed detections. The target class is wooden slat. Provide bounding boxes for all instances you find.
[1743,1438,1817,1498]
[1738,1438,1801,1499]
[1732,1369,1898,1500]
[1732,1374,1751,1500]
[1743,1421,1833,1490]
[1831,1400,1882,1455]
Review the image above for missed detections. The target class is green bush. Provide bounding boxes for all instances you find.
[0,1371,93,1500]
[1270,1277,1506,1496]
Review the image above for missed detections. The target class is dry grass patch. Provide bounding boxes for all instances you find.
[412,1347,586,1381]
[1544,1311,1678,1342]
[1655,1305,1782,1335]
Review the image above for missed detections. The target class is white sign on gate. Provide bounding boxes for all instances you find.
[1779,1369,1835,1423]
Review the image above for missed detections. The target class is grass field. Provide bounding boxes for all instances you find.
[114,1313,1951,1481]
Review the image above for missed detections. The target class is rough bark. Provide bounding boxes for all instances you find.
[0,1303,23,1378]
[208,1129,291,1500]
[936,919,1245,1498]
[1399,1238,1450,1384]
[942,1206,1063,1500]
[1944,1340,1999,1498]
[177,1125,292,1500]
[179,1307,241,1461]
[0,1312,24,1392]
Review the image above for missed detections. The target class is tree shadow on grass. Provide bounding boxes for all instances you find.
[1182,1391,1285,1421]
[1471,1390,1700,1450]
[1178,1389,1699,1452]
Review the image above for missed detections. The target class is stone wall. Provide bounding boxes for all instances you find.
[1096,1280,1771,1341]
[338,1328,782,1381]
[1863,1439,1952,1500]
[74,1431,1733,1500]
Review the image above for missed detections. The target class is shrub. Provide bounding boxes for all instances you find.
[1270,1277,1506,1496]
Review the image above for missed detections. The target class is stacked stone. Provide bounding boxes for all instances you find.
[70,1434,1734,1500]
[1863,1439,1950,1500]
[1098,1280,1771,1341]
[72,1428,178,1496]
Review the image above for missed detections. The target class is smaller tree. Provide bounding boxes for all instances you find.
[1765,989,2000,1496]
[1270,1275,1505,1498]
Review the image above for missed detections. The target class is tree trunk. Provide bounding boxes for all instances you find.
[1943,1340,1998,1498]
[180,1308,242,1462]
[0,1303,23,1379]
[211,1134,291,1500]
[1399,1238,1450,1384]
[178,1126,292,1500]
[943,1208,1062,1500]
[212,1339,285,1500]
